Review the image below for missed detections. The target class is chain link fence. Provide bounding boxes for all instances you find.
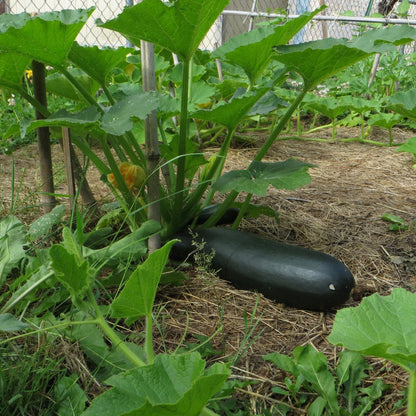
[2,0,416,49]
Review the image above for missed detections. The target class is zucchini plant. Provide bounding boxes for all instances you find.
[2,1,416,240]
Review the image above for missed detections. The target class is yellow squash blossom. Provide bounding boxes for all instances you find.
[107,162,145,191]
[25,69,33,81]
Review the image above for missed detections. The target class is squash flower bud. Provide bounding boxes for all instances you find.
[107,162,145,191]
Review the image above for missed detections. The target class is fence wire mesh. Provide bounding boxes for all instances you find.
[2,0,416,50]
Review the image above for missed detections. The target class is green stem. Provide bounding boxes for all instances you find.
[172,58,191,225]
[117,134,143,166]
[88,290,146,368]
[297,108,302,137]
[202,128,236,207]
[360,113,365,140]
[0,320,98,346]
[408,370,416,416]
[201,190,238,229]
[200,407,220,416]
[100,79,145,165]
[254,87,308,162]
[21,90,50,117]
[339,137,392,146]
[102,84,116,105]
[71,135,110,173]
[95,313,146,367]
[145,314,154,364]
[204,126,226,147]
[304,123,333,135]
[167,128,236,235]
[231,192,252,229]
[61,67,103,112]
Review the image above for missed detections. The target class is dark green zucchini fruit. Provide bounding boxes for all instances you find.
[192,204,240,226]
[171,228,355,311]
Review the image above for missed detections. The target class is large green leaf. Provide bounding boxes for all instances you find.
[303,95,351,120]
[385,89,416,121]
[100,91,160,135]
[213,8,322,83]
[353,24,416,49]
[274,25,416,89]
[303,94,379,118]
[213,159,315,196]
[21,106,101,138]
[328,288,416,372]
[367,113,402,129]
[275,39,373,89]
[338,95,380,114]
[98,0,230,61]
[82,353,230,416]
[46,68,100,102]
[247,91,288,116]
[0,216,26,285]
[0,52,31,91]
[192,88,268,130]
[0,8,94,67]
[397,136,416,154]
[69,42,133,86]
[111,240,176,322]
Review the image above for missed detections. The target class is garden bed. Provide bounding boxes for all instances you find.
[1,126,416,414]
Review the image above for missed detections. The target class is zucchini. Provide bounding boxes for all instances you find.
[171,228,355,311]
[190,204,240,226]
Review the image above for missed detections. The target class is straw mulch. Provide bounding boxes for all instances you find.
[154,126,416,414]
[1,126,415,414]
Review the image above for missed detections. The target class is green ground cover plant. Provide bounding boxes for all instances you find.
[328,289,416,416]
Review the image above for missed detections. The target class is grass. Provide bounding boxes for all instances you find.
[0,338,68,416]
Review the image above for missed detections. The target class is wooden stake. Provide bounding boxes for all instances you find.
[32,60,56,213]
[141,40,161,252]
[62,127,75,210]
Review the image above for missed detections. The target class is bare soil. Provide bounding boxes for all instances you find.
[1,125,415,414]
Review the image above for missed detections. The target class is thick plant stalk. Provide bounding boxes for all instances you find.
[172,58,191,228]
[88,290,146,368]
[141,40,161,252]
[32,60,56,213]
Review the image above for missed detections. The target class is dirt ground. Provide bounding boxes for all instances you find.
[1,125,415,414]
